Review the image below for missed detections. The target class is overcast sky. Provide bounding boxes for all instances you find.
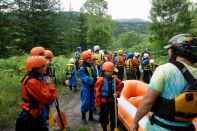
[61,0,197,20]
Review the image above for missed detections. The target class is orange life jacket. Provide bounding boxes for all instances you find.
[21,76,56,117]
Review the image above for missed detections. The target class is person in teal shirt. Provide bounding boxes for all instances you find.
[131,34,197,131]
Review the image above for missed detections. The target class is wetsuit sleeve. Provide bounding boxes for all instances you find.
[78,66,94,85]
[47,83,57,101]
[95,77,104,107]
[115,77,124,96]
[26,79,52,104]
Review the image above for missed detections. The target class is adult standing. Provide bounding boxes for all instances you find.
[131,34,197,131]
[78,51,97,124]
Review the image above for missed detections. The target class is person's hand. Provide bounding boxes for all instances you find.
[46,76,53,84]
[130,122,139,131]
[94,77,97,83]
[113,93,118,99]
[96,107,100,112]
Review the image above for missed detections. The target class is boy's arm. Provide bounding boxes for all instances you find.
[95,77,104,107]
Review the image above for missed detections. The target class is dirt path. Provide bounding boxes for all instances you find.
[50,87,101,131]
[51,86,126,131]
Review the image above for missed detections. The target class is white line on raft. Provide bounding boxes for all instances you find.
[118,97,149,129]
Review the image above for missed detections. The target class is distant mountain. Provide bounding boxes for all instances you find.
[114,18,149,23]
[114,18,150,37]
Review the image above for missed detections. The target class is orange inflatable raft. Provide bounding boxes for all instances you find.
[117,80,197,130]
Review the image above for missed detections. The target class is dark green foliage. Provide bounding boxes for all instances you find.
[149,0,194,47]
[189,3,197,36]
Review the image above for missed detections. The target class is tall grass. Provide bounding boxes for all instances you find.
[0,55,27,128]
[0,55,68,129]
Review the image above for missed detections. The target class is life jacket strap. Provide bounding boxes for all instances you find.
[149,114,195,131]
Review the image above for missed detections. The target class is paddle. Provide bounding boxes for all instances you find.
[54,98,67,130]
[113,75,119,131]
[49,106,54,127]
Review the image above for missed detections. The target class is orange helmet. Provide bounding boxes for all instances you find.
[91,55,98,60]
[26,56,48,71]
[44,50,53,58]
[102,62,115,72]
[30,46,45,56]
[81,51,92,60]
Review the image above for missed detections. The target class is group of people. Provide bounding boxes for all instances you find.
[65,34,197,131]
[15,45,124,131]
[15,33,197,131]
[72,45,158,84]
[16,47,57,131]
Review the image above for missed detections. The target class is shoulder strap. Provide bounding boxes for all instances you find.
[171,61,196,84]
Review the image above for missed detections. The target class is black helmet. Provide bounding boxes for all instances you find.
[164,34,197,54]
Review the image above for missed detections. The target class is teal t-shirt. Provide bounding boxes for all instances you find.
[145,62,197,131]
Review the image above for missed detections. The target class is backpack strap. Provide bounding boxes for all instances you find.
[171,61,196,84]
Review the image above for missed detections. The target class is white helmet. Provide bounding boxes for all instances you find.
[99,50,104,55]
[94,45,100,52]
[143,53,149,59]
[150,59,155,64]
[134,52,140,57]
[69,58,75,64]
[87,49,92,52]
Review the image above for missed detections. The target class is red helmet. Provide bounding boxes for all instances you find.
[81,51,92,60]
[102,62,115,72]
[44,50,53,58]
[26,56,48,71]
[30,47,45,56]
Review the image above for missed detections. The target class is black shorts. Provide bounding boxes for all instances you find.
[15,110,48,131]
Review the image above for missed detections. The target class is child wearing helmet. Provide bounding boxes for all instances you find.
[141,53,151,83]
[78,51,97,124]
[95,62,124,131]
[149,59,158,77]
[44,50,56,83]
[30,46,45,56]
[116,49,125,80]
[93,45,106,76]
[125,53,139,80]
[29,47,56,123]
[91,55,99,78]
[16,56,57,131]
[75,47,82,70]
[134,52,141,80]
[66,58,77,92]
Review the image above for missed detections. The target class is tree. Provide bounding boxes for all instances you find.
[149,0,193,46]
[189,2,197,36]
[0,0,16,56]
[81,0,108,17]
[81,0,114,50]
[117,32,143,49]
[79,12,88,50]
[14,0,61,51]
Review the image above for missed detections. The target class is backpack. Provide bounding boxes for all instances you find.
[151,61,197,122]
